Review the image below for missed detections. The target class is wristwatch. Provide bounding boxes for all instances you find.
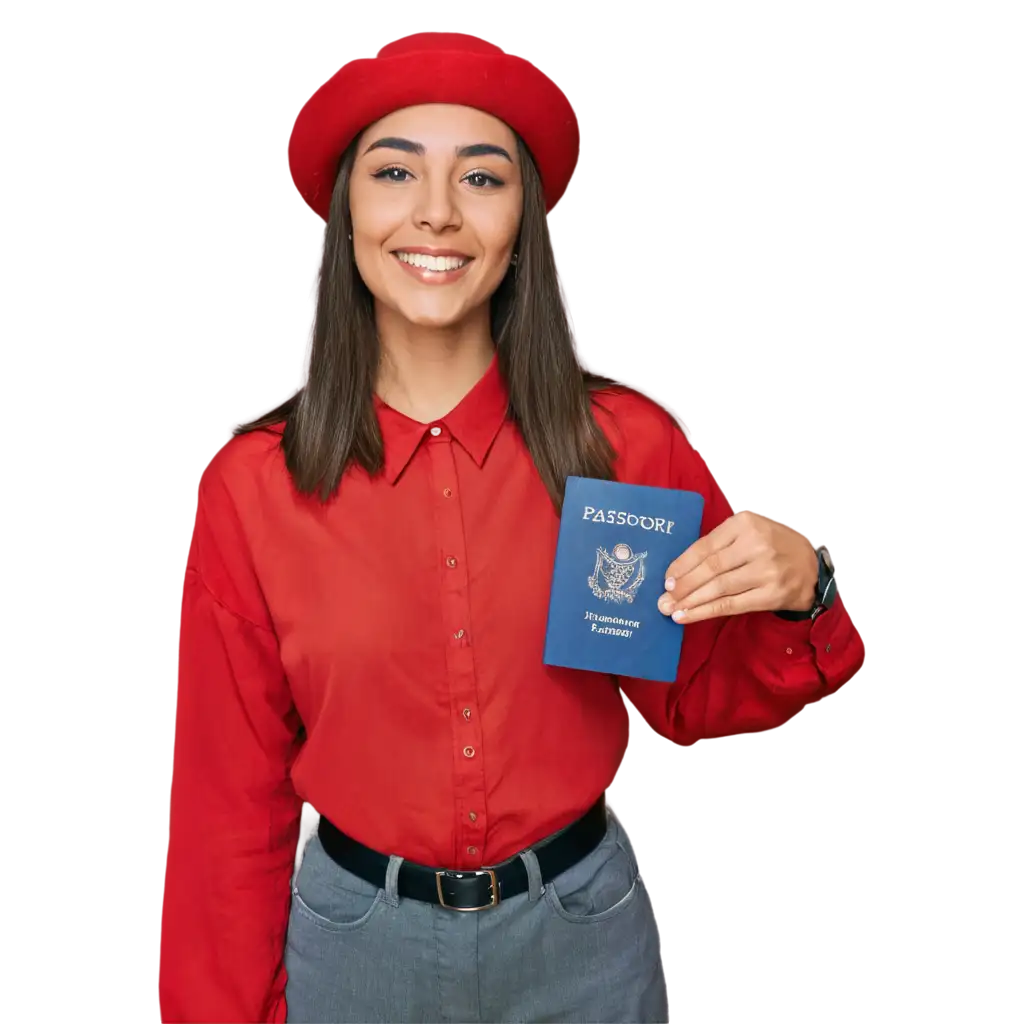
[774,545,837,622]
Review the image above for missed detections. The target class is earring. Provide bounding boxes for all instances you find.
[348,232,352,240]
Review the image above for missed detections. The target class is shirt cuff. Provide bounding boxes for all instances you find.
[751,591,857,694]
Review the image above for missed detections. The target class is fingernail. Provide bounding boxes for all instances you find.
[658,597,673,613]
[672,609,686,622]
[664,577,675,591]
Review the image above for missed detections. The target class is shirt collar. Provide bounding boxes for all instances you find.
[373,350,510,484]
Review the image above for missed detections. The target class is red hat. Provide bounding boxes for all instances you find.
[288,32,579,221]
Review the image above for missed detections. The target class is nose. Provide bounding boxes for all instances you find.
[412,170,462,234]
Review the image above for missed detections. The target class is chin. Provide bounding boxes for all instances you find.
[394,300,471,329]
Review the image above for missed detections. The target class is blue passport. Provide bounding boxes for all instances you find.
[543,476,706,683]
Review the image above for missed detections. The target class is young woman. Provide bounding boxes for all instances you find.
[159,32,865,1024]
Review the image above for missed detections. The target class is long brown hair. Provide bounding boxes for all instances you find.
[234,131,629,511]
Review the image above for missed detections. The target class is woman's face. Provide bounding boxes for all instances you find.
[348,103,523,329]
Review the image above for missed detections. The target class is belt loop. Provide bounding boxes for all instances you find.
[519,847,543,902]
[383,854,404,907]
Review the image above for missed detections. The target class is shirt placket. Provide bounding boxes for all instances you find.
[425,423,486,868]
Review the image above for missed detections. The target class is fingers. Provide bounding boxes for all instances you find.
[663,515,743,583]
[667,584,773,624]
[664,538,747,603]
[659,563,763,621]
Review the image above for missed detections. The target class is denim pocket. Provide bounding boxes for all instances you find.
[543,809,643,925]
[289,832,385,933]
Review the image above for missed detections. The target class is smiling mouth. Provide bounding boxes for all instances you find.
[393,251,472,272]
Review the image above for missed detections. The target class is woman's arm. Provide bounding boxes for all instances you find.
[160,457,303,1023]
[617,422,865,745]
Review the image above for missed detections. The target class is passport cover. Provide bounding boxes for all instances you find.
[543,476,706,683]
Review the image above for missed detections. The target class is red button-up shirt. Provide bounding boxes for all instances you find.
[159,352,865,1022]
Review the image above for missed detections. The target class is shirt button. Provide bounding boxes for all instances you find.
[463,708,471,720]
[469,811,478,822]
[786,647,793,655]
[467,846,478,856]
[429,426,442,436]
[454,628,465,639]
[443,487,452,498]
[446,556,458,568]
[826,643,832,653]
[463,745,475,758]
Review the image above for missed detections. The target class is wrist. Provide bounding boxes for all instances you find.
[775,545,837,622]
[776,542,818,614]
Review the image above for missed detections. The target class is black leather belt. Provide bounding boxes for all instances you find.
[317,793,607,912]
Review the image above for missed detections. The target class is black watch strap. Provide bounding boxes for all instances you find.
[774,546,836,622]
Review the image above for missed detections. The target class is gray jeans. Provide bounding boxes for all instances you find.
[284,806,669,1023]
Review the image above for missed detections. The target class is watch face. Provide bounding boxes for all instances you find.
[818,546,834,574]
[816,546,837,609]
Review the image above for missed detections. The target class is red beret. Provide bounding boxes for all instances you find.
[288,32,579,221]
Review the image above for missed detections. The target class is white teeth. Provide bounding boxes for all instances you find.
[396,252,468,272]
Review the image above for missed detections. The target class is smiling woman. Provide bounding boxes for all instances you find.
[159,29,865,1024]
[230,84,621,512]
[226,83,622,512]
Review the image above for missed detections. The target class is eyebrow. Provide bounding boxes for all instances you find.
[362,137,513,162]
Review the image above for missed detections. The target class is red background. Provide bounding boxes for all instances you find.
[0,9,1019,1024]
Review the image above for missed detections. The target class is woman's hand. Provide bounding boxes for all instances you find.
[658,511,818,624]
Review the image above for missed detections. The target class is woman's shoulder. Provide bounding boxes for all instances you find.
[589,380,679,433]
[196,419,288,505]
[588,380,692,484]
[184,422,289,616]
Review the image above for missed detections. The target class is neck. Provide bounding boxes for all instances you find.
[374,303,496,423]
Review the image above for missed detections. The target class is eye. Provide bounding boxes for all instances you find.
[462,170,504,189]
[372,166,412,183]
